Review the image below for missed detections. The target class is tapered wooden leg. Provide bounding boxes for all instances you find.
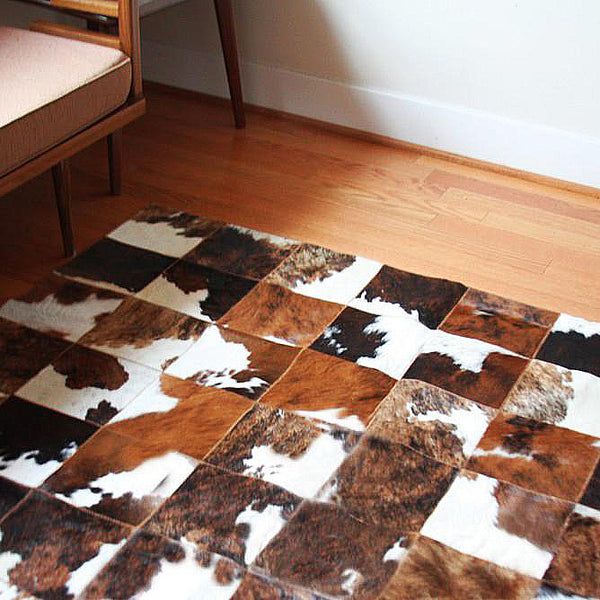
[108,129,122,195]
[213,0,246,128]
[51,160,75,258]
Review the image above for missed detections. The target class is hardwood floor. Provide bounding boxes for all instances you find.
[1,84,599,320]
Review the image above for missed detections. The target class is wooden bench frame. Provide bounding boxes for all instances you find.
[0,0,145,256]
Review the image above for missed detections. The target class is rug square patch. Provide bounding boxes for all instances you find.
[0,477,27,520]
[106,374,253,460]
[183,225,299,280]
[265,243,382,304]
[503,360,600,439]
[0,396,97,487]
[137,261,256,322]
[466,414,600,502]
[421,471,572,579]
[579,460,600,511]
[79,297,207,371]
[542,505,600,598]
[206,405,361,498]
[146,462,302,567]
[42,428,199,526]
[219,281,343,347]
[310,306,430,379]
[165,324,299,400]
[253,500,400,599]
[368,379,495,467]
[536,313,600,377]
[16,344,158,426]
[0,491,130,600]
[378,535,540,600]
[233,572,323,599]
[349,265,467,328]
[56,237,176,294]
[82,530,245,600]
[0,275,125,342]
[316,435,457,536]
[440,289,558,357]
[0,318,71,395]
[107,204,223,258]
[261,349,395,431]
[404,329,529,408]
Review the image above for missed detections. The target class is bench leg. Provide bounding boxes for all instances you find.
[108,129,122,196]
[51,160,75,258]
[214,0,246,128]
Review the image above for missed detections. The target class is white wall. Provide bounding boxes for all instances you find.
[3,1,600,187]
[141,0,600,188]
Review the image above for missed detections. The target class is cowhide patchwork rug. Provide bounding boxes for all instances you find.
[0,204,598,600]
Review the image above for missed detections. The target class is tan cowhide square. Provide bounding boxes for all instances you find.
[441,289,558,357]
[261,349,395,431]
[467,413,600,501]
[43,428,198,525]
[105,374,253,459]
[219,281,343,347]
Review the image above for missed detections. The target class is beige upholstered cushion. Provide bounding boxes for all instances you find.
[0,26,131,177]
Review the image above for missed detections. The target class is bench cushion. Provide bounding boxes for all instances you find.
[0,26,131,177]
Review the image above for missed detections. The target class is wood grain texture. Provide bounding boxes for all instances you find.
[50,0,118,17]
[29,20,121,49]
[1,84,599,322]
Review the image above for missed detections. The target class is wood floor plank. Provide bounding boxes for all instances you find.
[416,155,600,205]
[426,169,600,224]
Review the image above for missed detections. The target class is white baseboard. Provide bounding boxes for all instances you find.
[142,39,600,190]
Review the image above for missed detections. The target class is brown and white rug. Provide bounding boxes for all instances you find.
[0,205,598,599]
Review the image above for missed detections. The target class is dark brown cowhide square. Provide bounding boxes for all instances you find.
[57,237,175,293]
[350,265,466,328]
[0,492,130,599]
[146,462,301,566]
[184,225,298,280]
